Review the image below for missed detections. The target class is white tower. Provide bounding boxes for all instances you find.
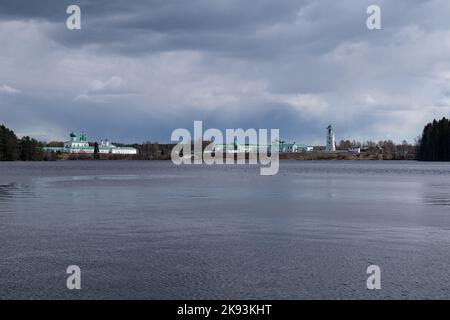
[326,124,336,152]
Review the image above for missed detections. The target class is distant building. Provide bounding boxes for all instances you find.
[348,146,361,154]
[212,141,259,154]
[326,125,336,152]
[62,131,91,153]
[212,140,313,153]
[298,144,314,152]
[277,142,313,153]
[44,131,137,155]
[278,142,298,153]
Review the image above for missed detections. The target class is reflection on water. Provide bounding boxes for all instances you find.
[422,183,450,207]
[0,183,17,199]
[1,160,450,299]
[423,195,450,207]
[0,182,34,201]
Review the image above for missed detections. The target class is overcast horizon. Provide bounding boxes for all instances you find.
[1,0,450,144]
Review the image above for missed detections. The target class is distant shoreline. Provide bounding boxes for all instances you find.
[278,152,402,161]
[1,124,419,162]
[0,152,417,162]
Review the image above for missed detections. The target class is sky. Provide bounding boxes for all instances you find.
[1,0,450,144]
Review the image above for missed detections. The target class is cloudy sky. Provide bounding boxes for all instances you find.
[1,0,450,144]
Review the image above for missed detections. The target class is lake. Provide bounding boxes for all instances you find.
[1,160,450,299]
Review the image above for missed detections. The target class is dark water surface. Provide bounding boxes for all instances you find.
[1,160,450,299]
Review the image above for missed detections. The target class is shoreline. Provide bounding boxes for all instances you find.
[0,155,419,162]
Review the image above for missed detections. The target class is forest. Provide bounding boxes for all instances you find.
[417,117,450,161]
[0,124,48,161]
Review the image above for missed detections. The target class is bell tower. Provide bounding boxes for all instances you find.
[326,125,336,152]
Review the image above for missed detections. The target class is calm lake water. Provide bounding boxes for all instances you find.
[1,160,450,299]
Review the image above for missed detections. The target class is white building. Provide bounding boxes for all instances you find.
[348,146,361,154]
[326,125,336,152]
[64,131,89,149]
[44,132,137,155]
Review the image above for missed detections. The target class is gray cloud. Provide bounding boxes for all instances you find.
[1,0,450,144]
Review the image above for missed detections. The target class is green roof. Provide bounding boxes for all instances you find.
[43,147,65,151]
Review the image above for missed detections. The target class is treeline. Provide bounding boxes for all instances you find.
[418,117,450,161]
[4,120,449,162]
[0,124,54,161]
[338,139,417,160]
[0,123,179,161]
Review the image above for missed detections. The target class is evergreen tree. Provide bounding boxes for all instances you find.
[19,136,43,161]
[0,125,44,161]
[94,142,100,159]
[418,117,450,161]
[0,124,19,160]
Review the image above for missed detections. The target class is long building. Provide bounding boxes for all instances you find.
[44,131,137,155]
[212,139,313,153]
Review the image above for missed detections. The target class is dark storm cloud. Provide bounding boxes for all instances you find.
[1,0,363,58]
[0,0,305,27]
[1,0,450,143]
[42,0,312,58]
[0,0,129,20]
